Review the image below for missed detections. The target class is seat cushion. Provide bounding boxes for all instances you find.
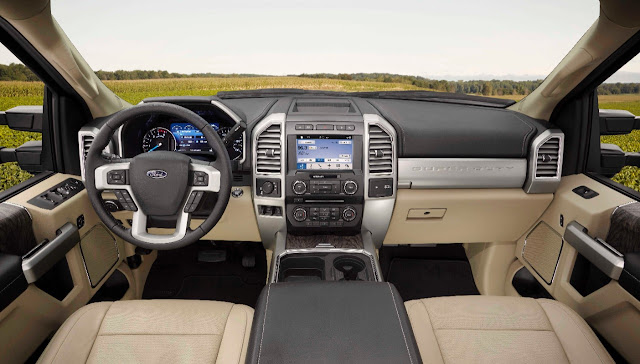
[405,296,614,364]
[37,300,253,364]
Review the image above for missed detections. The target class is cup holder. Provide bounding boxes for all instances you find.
[333,255,366,281]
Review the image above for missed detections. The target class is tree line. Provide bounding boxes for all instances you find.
[0,63,637,96]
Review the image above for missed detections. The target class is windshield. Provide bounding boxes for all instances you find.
[0,0,638,106]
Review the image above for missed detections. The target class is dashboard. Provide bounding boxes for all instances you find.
[79,93,564,249]
[118,102,244,161]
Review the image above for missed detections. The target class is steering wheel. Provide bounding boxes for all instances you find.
[85,102,232,250]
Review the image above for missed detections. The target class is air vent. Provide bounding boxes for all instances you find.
[256,124,282,174]
[368,125,393,174]
[78,132,96,180]
[535,137,561,178]
[82,134,94,159]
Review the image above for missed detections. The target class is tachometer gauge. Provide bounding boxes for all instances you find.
[217,126,243,160]
[142,127,176,152]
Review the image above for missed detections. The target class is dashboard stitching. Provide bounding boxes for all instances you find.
[510,112,536,157]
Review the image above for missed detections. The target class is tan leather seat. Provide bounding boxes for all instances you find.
[405,296,614,364]
[37,300,253,364]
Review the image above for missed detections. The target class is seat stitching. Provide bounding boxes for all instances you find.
[214,304,236,364]
[236,307,249,364]
[93,333,223,336]
[49,304,110,364]
[257,284,271,364]
[420,299,445,362]
[86,303,112,361]
[435,328,554,332]
[541,300,608,364]
[387,283,413,364]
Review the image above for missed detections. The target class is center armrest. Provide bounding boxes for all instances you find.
[246,281,421,364]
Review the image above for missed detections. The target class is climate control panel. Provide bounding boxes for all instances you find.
[286,205,362,229]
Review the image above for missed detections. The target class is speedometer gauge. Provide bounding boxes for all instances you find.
[142,127,176,153]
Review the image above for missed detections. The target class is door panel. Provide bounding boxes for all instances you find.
[512,174,640,362]
[0,173,146,363]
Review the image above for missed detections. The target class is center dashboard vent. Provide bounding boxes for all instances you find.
[256,124,282,174]
[368,125,393,174]
[535,137,561,178]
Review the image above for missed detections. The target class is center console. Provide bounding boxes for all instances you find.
[246,281,421,364]
[252,98,398,253]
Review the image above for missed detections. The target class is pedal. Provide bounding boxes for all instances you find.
[198,250,226,263]
[242,254,256,268]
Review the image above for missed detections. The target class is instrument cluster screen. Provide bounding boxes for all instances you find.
[170,122,220,151]
[296,135,353,170]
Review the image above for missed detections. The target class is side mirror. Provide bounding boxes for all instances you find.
[0,105,42,132]
[0,105,43,174]
[599,109,640,136]
[600,143,640,177]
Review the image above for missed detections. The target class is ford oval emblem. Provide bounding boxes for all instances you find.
[146,170,168,179]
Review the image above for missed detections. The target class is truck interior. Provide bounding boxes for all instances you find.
[0,0,639,363]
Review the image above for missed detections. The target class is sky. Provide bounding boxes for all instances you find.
[0,0,639,81]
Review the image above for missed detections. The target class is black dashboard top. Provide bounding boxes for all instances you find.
[102,93,551,170]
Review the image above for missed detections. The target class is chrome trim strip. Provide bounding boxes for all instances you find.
[398,158,526,189]
[272,247,382,283]
[252,114,287,251]
[78,128,113,181]
[362,114,397,248]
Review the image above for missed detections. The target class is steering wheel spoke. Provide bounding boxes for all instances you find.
[130,208,191,245]
[189,161,221,193]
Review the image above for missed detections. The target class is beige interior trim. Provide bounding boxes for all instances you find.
[510,1,640,121]
[464,242,517,296]
[383,189,552,245]
[0,174,141,363]
[111,186,261,242]
[0,0,128,118]
[511,174,640,362]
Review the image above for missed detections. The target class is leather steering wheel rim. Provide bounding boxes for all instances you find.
[85,102,232,250]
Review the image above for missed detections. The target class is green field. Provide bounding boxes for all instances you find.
[0,78,639,192]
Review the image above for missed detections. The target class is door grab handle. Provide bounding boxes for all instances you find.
[22,222,79,284]
[564,221,624,280]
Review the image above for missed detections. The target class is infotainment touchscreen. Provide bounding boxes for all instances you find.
[170,122,219,152]
[296,135,353,170]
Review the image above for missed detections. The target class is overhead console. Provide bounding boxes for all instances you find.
[252,98,397,248]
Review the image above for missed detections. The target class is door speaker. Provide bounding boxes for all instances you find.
[80,224,119,287]
[522,221,563,284]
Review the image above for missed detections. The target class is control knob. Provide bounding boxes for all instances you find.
[293,207,308,222]
[343,180,358,195]
[261,181,274,194]
[342,207,357,222]
[292,180,307,195]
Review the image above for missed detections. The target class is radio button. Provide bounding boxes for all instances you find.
[344,180,358,195]
[293,207,307,222]
[292,180,307,195]
[343,207,357,222]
